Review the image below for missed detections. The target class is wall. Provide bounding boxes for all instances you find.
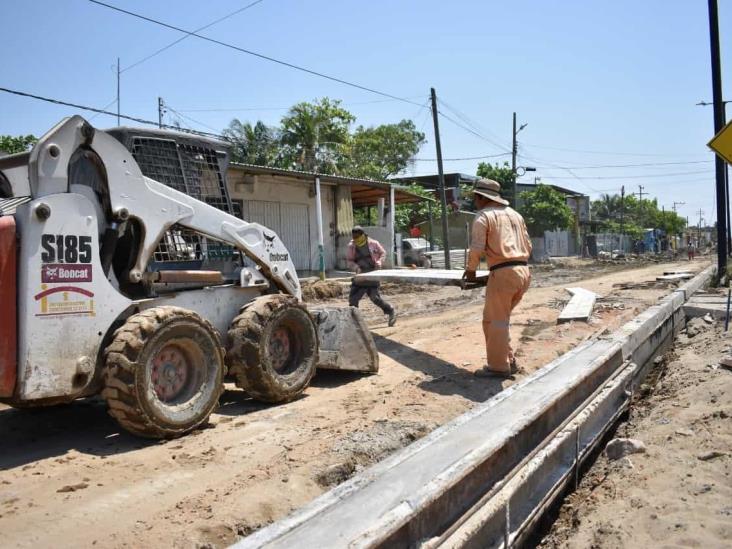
[227,170,337,272]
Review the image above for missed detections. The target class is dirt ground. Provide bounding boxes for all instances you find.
[0,258,710,548]
[538,295,731,549]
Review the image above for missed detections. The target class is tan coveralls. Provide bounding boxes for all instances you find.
[467,205,532,373]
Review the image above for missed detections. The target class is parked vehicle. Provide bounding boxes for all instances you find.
[402,237,433,267]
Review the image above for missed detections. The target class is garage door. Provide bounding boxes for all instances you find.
[237,200,311,271]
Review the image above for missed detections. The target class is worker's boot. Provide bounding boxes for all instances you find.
[388,310,397,327]
[474,365,513,379]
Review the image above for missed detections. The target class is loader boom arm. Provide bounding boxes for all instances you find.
[25,116,301,299]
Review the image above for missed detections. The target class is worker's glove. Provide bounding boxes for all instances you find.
[462,269,477,282]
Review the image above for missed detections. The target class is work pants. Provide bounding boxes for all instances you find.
[349,282,394,315]
[483,266,531,373]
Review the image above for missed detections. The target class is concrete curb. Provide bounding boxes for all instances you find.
[233,265,715,549]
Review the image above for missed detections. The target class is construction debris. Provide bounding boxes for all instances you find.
[557,287,597,324]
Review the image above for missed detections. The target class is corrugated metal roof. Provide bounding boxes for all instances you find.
[229,163,434,204]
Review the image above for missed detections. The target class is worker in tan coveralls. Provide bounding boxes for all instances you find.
[463,179,532,378]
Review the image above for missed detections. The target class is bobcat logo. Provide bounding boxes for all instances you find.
[45,267,59,280]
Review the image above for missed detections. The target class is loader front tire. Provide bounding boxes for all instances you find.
[103,306,224,439]
[227,295,317,403]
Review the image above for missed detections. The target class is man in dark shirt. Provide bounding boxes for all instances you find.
[346,226,396,327]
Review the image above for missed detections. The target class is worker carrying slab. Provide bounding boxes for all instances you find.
[463,179,532,378]
[347,226,397,327]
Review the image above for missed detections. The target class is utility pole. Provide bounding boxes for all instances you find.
[708,0,728,274]
[116,57,121,126]
[512,112,517,206]
[636,185,646,232]
[672,201,685,212]
[158,97,165,129]
[511,113,528,207]
[620,186,625,250]
[430,87,451,269]
[698,209,704,248]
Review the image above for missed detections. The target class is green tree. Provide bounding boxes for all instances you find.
[0,134,37,154]
[476,161,515,204]
[346,120,425,180]
[222,120,279,165]
[279,98,355,173]
[519,184,574,236]
[590,193,686,238]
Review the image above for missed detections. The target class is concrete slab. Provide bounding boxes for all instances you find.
[353,269,489,287]
[557,287,597,324]
[656,273,694,281]
[234,340,624,549]
[683,292,730,320]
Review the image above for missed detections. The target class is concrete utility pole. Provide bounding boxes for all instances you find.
[430,87,451,269]
[511,113,528,206]
[158,97,165,129]
[116,57,121,126]
[698,209,704,247]
[636,185,647,231]
[620,186,625,249]
[707,0,728,273]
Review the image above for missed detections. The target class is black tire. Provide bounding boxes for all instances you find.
[103,306,224,439]
[227,295,318,403]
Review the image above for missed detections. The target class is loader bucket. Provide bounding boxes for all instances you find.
[310,306,378,373]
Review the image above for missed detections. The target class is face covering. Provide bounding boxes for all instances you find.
[354,234,367,247]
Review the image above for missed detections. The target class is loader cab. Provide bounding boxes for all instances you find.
[104,127,243,288]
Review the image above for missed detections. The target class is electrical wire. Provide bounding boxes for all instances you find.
[0,86,227,140]
[414,152,510,162]
[520,142,708,158]
[530,159,714,170]
[436,108,512,154]
[177,96,427,112]
[532,169,712,180]
[122,0,266,73]
[87,0,424,107]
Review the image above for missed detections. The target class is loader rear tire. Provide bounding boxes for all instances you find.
[227,295,317,403]
[103,306,224,439]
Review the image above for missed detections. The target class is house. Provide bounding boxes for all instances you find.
[515,182,590,224]
[226,164,428,274]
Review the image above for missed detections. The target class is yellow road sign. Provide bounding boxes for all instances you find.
[708,119,732,165]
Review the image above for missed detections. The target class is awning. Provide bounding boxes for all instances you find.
[351,185,433,207]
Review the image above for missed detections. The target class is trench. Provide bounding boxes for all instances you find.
[231,265,715,549]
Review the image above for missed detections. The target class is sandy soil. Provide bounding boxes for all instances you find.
[0,259,709,548]
[538,294,731,549]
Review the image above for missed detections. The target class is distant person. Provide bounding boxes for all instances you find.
[347,226,397,327]
[688,241,696,261]
[463,179,532,378]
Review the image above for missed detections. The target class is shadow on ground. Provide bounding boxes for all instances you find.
[0,398,156,470]
[372,335,505,403]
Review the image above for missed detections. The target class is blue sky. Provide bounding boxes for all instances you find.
[1,0,730,224]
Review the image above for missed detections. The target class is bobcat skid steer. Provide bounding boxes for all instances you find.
[0,116,377,438]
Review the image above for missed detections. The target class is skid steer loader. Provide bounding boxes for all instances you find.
[0,116,377,438]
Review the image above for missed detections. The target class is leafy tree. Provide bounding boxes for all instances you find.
[590,192,686,238]
[222,120,279,165]
[476,161,516,204]
[346,120,425,180]
[279,98,355,173]
[0,134,37,154]
[519,184,574,236]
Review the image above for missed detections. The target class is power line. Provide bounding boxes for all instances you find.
[0,86,227,140]
[435,108,512,154]
[521,142,708,158]
[437,98,512,151]
[87,0,423,107]
[533,159,714,170]
[177,96,426,113]
[122,0,266,73]
[533,169,712,180]
[414,152,510,162]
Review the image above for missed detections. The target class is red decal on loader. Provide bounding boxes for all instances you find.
[0,216,17,397]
